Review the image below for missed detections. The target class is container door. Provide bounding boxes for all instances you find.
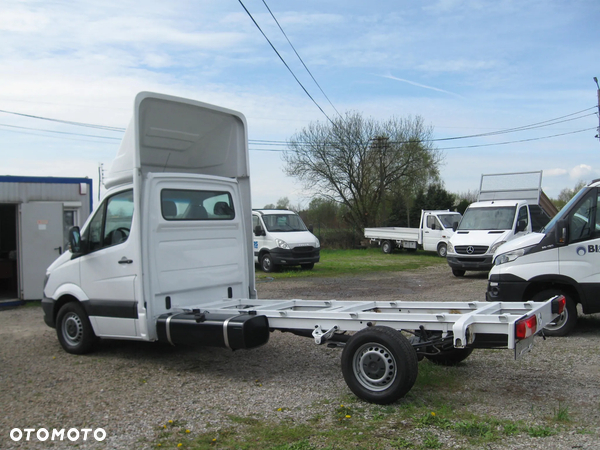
[19,202,64,300]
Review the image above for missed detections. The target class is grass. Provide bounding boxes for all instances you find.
[255,248,445,280]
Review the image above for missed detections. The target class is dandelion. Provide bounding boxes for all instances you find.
[277,408,282,412]
[345,415,351,418]
[177,444,183,448]
[168,420,173,424]
[431,412,436,417]
[212,438,217,442]
[185,429,191,433]
[163,425,167,429]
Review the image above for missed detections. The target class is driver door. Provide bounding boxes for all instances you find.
[79,189,139,337]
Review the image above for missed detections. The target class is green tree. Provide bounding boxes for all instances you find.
[284,112,442,230]
[553,180,587,210]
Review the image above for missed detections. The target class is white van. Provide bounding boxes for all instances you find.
[487,179,600,336]
[252,209,320,272]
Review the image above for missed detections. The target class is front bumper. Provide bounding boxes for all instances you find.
[269,247,320,266]
[447,255,494,272]
[42,297,57,328]
[486,274,528,302]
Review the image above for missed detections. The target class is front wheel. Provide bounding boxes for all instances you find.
[341,326,418,404]
[56,302,97,354]
[300,263,314,270]
[532,289,577,336]
[452,268,466,277]
[260,253,277,273]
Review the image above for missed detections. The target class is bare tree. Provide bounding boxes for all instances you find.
[284,112,442,230]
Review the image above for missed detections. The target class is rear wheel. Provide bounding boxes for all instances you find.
[341,326,418,404]
[452,268,466,277]
[532,289,577,336]
[437,243,448,257]
[56,302,97,354]
[381,240,393,254]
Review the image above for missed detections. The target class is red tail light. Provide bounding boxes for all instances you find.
[551,295,566,315]
[515,315,537,340]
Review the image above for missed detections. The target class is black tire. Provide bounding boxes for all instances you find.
[425,347,473,366]
[260,253,276,273]
[300,263,314,270]
[437,243,447,258]
[341,326,418,404]
[56,302,97,354]
[381,240,393,254]
[452,268,466,277]
[532,289,577,336]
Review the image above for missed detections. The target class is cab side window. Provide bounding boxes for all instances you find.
[84,190,134,252]
[568,190,597,243]
[516,206,529,232]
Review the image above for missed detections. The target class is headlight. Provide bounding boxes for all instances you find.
[489,241,507,254]
[494,246,534,265]
[315,239,320,249]
[447,242,454,253]
[275,238,290,249]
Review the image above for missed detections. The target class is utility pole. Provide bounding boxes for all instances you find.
[595,77,600,143]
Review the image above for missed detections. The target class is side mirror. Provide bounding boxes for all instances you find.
[555,219,568,246]
[516,219,527,233]
[254,225,265,237]
[452,222,458,232]
[308,224,314,233]
[68,226,83,255]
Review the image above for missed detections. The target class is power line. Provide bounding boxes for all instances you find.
[0,108,125,132]
[260,0,342,119]
[0,123,122,140]
[236,0,334,125]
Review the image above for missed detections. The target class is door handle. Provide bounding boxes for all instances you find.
[118,257,133,264]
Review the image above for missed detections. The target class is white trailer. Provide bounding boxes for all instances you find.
[42,92,562,405]
[365,210,461,257]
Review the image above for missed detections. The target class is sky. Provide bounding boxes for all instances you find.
[1,0,599,210]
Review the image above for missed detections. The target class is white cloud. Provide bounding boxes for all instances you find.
[569,164,593,180]
[544,168,568,177]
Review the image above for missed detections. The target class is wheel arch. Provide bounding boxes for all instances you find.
[522,275,581,306]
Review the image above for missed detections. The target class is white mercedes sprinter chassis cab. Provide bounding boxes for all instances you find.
[42,92,562,404]
[487,179,600,336]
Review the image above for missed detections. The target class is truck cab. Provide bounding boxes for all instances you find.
[42,92,262,352]
[487,179,600,336]
[252,209,320,272]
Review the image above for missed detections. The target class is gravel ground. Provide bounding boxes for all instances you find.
[1,265,599,449]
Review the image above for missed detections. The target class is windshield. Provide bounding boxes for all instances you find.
[458,206,516,231]
[438,214,461,228]
[541,187,589,233]
[262,213,307,232]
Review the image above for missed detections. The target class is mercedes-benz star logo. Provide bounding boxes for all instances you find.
[466,246,475,254]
